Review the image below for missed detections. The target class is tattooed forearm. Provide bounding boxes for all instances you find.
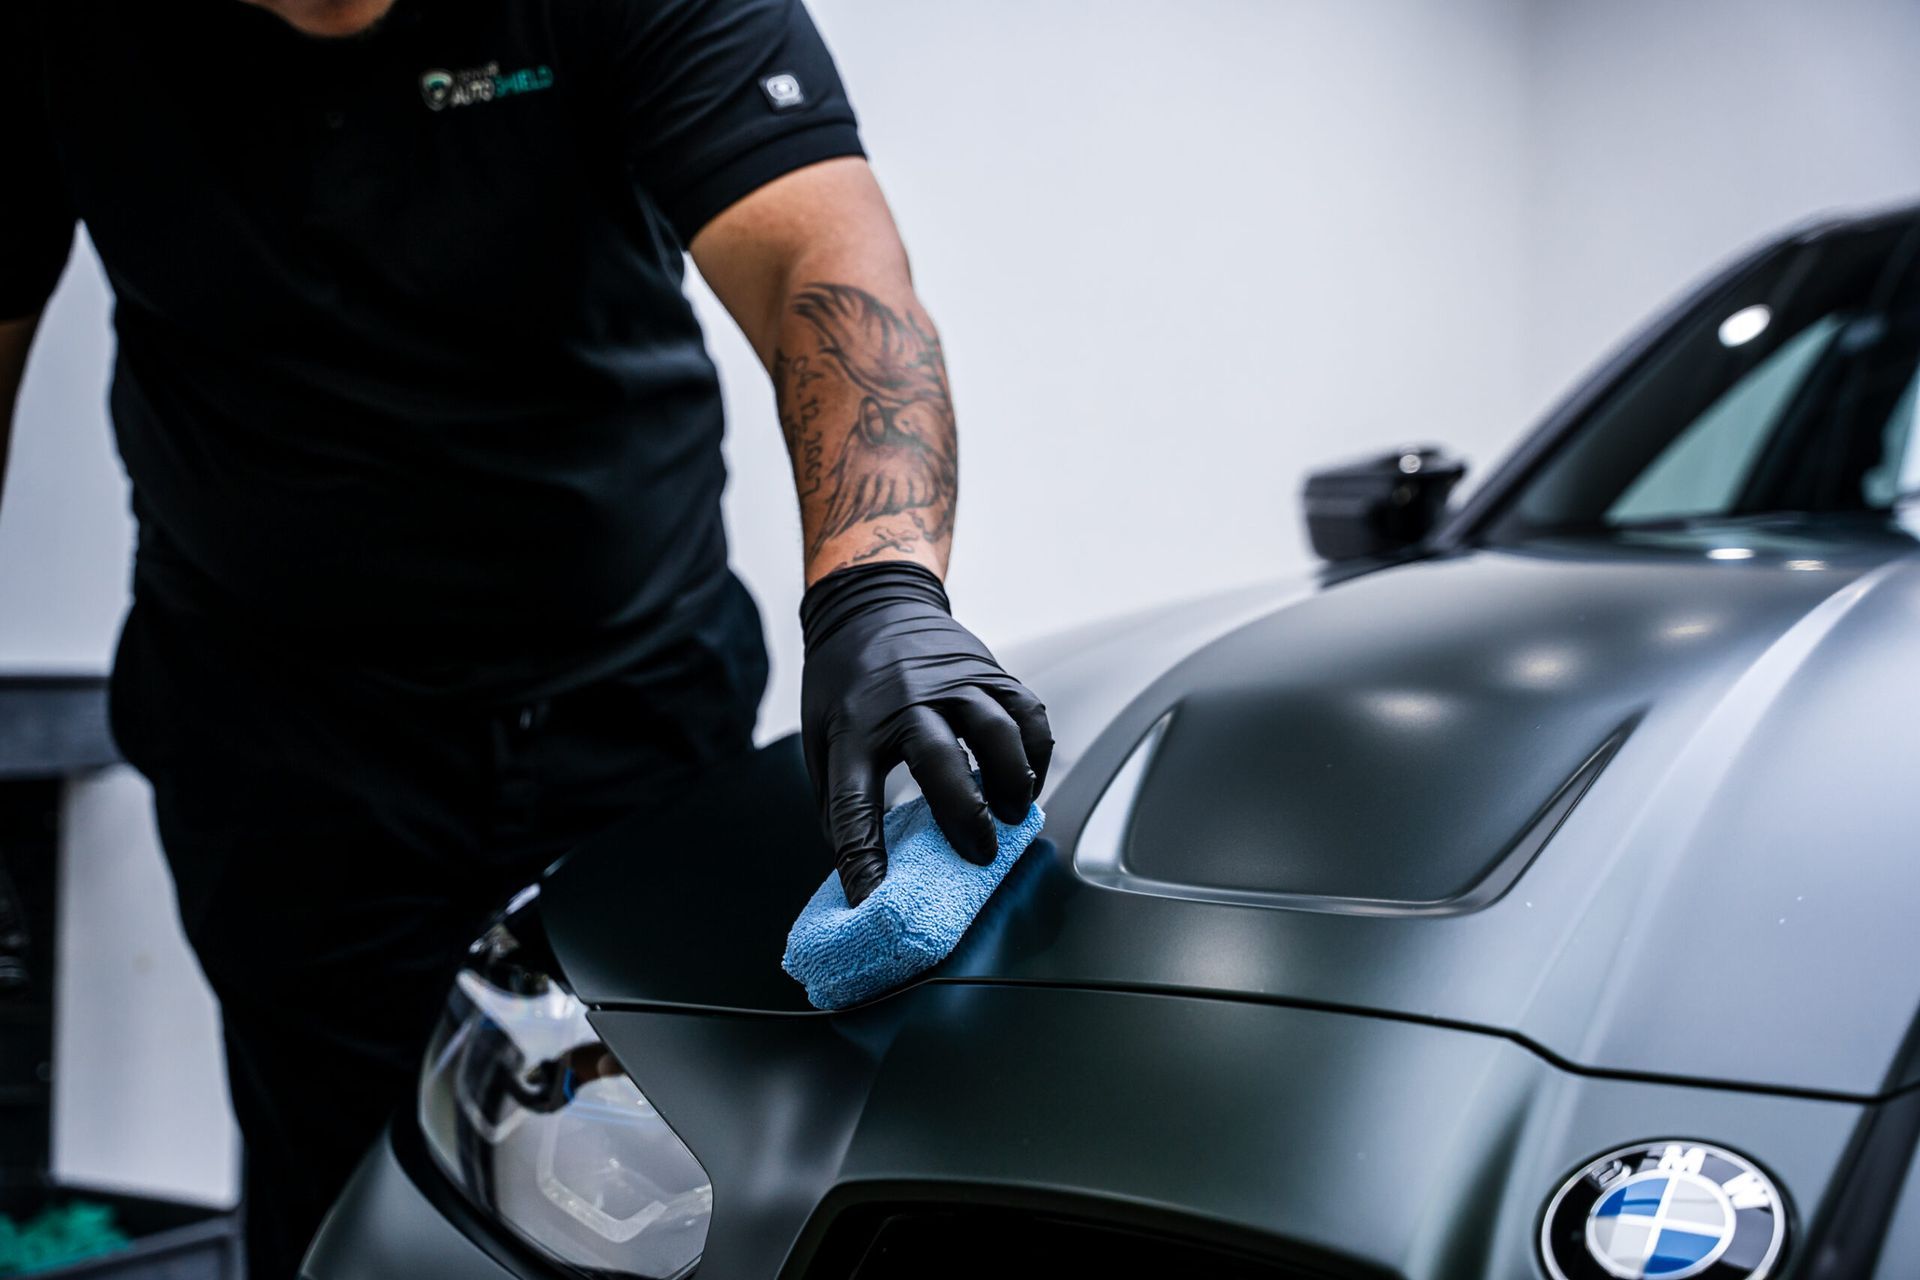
[774,282,957,581]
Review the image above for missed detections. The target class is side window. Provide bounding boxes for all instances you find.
[1862,368,1920,508]
[1607,316,1842,524]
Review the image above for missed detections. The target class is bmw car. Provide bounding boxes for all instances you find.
[302,203,1920,1280]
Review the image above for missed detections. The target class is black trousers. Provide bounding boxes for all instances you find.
[106,588,767,1280]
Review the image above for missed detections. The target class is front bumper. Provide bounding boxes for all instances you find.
[302,1124,537,1280]
[304,986,1885,1280]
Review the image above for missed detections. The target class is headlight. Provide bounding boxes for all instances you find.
[418,887,711,1278]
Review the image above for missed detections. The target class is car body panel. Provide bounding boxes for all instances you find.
[586,985,1862,1279]
[306,1132,519,1280]
[546,521,1920,1098]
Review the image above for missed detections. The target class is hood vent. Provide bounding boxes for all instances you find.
[1074,707,1634,917]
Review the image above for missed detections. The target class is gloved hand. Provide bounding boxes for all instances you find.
[800,561,1053,906]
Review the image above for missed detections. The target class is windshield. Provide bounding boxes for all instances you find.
[1485,217,1920,540]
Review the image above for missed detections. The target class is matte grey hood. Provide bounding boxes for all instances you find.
[543,522,1920,1099]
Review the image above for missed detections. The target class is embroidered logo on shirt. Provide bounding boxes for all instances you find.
[760,72,806,111]
[420,62,555,112]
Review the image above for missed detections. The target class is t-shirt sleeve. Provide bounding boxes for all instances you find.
[606,0,864,243]
[0,3,77,320]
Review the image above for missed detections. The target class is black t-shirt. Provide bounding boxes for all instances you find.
[2,0,862,699]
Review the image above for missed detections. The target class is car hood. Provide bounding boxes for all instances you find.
[544,519,1920,1099]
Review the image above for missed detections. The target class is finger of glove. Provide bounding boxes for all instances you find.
[947,688,1037,824]
[986,680,1055,795]
[824,747,888,907]
[898,706,997,866]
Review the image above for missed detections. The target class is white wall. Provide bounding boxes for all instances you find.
[6,0,1920,1203]
[54,769,239,1207]
[1518,0,1920,415]
[0,237,127,672]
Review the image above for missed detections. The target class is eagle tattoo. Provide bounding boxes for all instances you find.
[786,283,958,557]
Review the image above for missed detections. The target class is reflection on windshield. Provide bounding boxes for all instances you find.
[1486,219,1920,544]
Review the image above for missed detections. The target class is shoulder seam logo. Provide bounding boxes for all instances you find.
[760,71,806,111]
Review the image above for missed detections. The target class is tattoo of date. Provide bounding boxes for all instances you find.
[773,351,827,499]
[774,282,957,569]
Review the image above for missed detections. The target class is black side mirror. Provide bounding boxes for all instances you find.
[1302,446,1467,562]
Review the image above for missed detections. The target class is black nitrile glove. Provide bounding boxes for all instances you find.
[800,561,1053,906]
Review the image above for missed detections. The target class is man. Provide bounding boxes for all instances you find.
[0,0,1050,1273]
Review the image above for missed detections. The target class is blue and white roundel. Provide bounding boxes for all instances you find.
[1584,1168,1734,1277]
[1541,1142,1786,1280]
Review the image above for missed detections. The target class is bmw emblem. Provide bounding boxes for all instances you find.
[1540,1142,1786,1280]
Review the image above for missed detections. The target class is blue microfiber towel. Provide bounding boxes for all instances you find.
[782,793,1045,1010]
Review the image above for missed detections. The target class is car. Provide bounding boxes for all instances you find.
[301,202,1920,1280]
